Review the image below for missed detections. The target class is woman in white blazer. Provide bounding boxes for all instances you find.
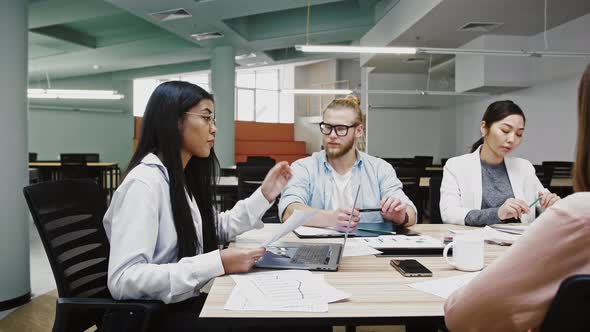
[103,81,292,331]
[440,100,560,225]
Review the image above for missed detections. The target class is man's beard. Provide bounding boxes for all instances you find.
[325,138,355,159]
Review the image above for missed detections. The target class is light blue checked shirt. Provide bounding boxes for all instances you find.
[278,150,417,223]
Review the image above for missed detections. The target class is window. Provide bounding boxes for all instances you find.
[235,67,294,123]
[133,68,295,124]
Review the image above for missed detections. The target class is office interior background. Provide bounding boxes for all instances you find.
[1,0,589,330]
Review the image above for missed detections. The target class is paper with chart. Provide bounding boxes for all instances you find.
[408,272,481,299]
[352,235,444,249]
[262,210,319,248]
[224,270,350,312]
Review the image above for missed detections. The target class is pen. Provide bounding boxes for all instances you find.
[528,196,542,208]
[357,228,396,235]
[359,208,381,212]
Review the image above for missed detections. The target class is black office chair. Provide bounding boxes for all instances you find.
[542,161,574,197]
[534,164,551,188]
[246,156,276,166]
[236,163,279,223]
[540,274,590,332]
[428,176,443,224]
[441,158,449,166]
[23,179,162,332]
[414,156,434,167]
[395,167,423,223]
[29,152,38,162]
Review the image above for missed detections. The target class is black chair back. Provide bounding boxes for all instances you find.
[428,176,443,224]
[395,167,423,221]
[246,156,276,166]
[384,158,416,168]
[414,156,433,167]
[29,152,38,162]
[540,274,590,332]
[24,179,162,332]
[534,164,551,188]
[237,163,279,223]
[24,179,111,300]
[542,161,574,179]
[441,158,449,166]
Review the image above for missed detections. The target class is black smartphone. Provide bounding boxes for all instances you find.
[390,259,433,277]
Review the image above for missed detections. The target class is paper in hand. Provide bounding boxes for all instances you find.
[262,210,319,248]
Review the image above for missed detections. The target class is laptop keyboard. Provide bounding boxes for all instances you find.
[290,245,331,265]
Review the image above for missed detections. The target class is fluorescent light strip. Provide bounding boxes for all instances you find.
[295,45,417,54]
[367,89,489,96]
[297,44,590,58]
[27,89,125,100]
[281,89,353,95]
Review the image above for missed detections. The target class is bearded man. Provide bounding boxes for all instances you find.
[278,96,417,230]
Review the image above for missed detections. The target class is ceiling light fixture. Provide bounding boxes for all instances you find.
[281,89,353,95]
[295,45,417,54]
[190,31,224,41]
[296,44,590,58]
[27,89,125,100]
[235,53,257,60]
[367,89,489,96]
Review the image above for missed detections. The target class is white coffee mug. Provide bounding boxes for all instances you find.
[443,235,484,271]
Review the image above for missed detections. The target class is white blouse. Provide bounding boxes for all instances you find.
[103,153,272,304]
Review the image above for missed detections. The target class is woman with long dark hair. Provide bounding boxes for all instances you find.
[103,81,292,329]
[440,100,560,225]
[444,64,590,332]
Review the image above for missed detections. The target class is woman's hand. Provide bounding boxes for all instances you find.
[539,191,560,209]
[260,161,293,202]
[497,198,530,220]
[220,247,266,274]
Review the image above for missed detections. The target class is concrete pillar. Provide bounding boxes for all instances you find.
[210,46,236,167]
[0,0,30,310]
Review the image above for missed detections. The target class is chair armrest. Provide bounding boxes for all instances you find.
[57,297,163,312]
[55,297,163,332]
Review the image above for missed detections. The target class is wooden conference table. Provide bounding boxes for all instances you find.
[199,224,510,328]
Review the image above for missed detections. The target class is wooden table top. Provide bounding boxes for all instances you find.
[199,224,508,325]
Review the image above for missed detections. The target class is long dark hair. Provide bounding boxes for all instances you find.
[574,63,590,192]
[470,100,526,153]
[127,81,219,260]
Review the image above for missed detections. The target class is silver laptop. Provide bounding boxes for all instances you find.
[255,185,361,272]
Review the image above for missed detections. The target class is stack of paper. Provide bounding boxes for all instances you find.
[224,270,350,312]
[408,272,481,299]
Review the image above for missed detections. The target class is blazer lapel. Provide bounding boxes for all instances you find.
[505,157,524,201]
[470,147,483,210]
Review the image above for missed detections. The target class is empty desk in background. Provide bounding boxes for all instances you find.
[199,224,509,329]
[28,161,120,198]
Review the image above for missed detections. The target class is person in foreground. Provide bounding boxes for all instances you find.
[440,100,560,226]
[444,64,590,332]
[103,81,292,330]
[278,95,417,231]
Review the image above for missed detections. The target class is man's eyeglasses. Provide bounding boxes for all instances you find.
[185,112,216,127]
[319,122,357,137]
